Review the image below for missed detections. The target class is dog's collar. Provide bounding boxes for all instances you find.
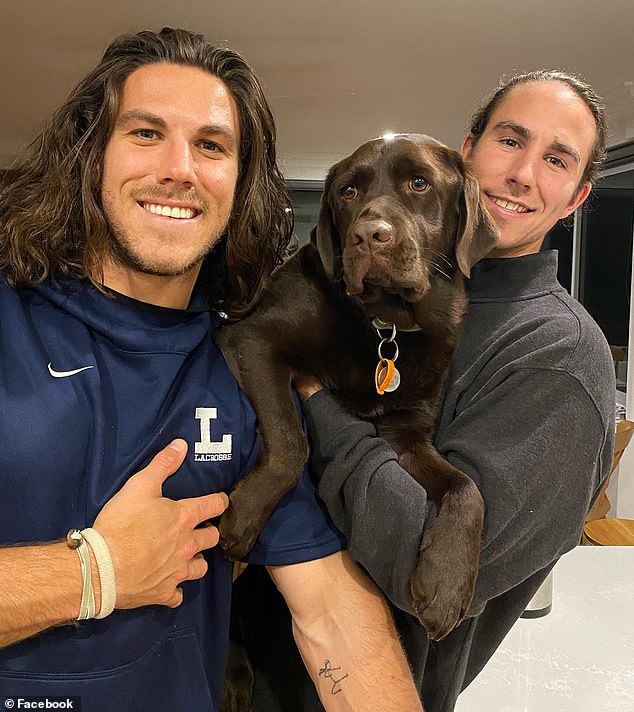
[372,316,422,333]
[338,284,423,335]
[336,298,421,395]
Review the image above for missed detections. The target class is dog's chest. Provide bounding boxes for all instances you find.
[323,331,446,415]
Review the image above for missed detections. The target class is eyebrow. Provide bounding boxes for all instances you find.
[493,121,531,141]
[549,140,581,165]
[115,110,239,149]
[492,121,581,164]
[116,110,167,129]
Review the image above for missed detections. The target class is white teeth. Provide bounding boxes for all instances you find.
[490,196,529,213]
[142,203,196,219]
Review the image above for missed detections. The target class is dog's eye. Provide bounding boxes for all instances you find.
[410,177,429,192]
[341,186,358,201]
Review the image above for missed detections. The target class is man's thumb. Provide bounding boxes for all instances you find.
[136,439,188,491]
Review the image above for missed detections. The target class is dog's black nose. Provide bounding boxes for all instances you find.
[350,219,394,246]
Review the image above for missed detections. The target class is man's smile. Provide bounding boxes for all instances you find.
[486,193,533,215]
[139,201,201,220]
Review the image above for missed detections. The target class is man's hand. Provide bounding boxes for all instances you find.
[93,439,229,610]
[0,439,229,649]
[293,375,324,402]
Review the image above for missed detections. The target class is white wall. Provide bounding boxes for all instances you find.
[615,448,634,518]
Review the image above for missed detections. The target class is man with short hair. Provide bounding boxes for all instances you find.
[0,28,423,712]
[240,71,616,711]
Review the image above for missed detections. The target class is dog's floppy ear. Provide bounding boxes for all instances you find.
[314,170,341,283]
[455,168,499,278]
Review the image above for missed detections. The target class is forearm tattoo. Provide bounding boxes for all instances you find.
[319,659,349,695]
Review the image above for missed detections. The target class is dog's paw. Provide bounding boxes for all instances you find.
[410,525,476,640]
[218,506,261,561]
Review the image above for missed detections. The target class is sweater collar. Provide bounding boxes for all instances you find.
[466,250,562,302]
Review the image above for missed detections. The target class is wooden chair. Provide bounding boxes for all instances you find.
[582,419,634,545]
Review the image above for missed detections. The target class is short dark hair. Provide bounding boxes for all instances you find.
[468,70,607,187]
[0,27,293,316]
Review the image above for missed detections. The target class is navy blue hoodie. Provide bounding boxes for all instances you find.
[0,277,343,710]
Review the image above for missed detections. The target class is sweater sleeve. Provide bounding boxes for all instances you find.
[303,367,611,616]
[302,390,432,612]
[439,367,609,612]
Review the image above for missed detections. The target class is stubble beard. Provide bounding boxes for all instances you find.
[106,218,224,278]
[102,185,228,278]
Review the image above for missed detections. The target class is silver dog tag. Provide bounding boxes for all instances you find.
[377,364,401,392]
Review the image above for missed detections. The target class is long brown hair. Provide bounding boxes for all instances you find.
[0,27,293,316]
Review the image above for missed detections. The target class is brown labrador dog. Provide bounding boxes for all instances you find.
[214,133,497,639]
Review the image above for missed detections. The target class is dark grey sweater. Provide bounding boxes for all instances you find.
[302,250,615,711]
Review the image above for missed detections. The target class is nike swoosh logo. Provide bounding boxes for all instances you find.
[47,362,95,378]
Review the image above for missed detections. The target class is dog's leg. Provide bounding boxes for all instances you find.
[216,336,309,560]
[399,443,484,640]
[219,638,254,712]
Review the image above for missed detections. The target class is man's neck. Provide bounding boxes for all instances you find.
[98,258,201,310]
[486,239,545,259]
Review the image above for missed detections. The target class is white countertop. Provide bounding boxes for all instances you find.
[454,546,634,712]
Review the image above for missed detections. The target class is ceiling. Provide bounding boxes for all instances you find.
[1,1,633,180]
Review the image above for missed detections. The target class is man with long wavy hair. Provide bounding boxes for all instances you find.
[0,28,422,712]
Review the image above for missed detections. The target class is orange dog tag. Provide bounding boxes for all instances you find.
[375,359,400,395]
